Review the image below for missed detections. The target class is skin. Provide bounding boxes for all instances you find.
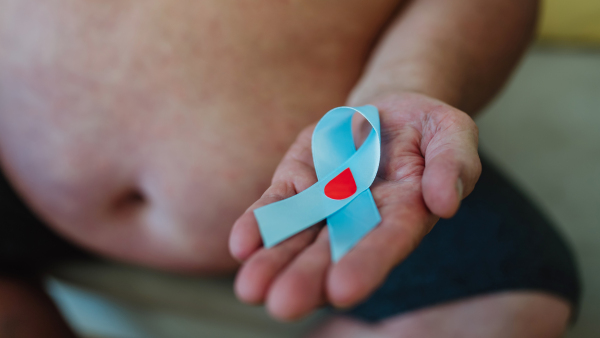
[307,292,570,338]
[0,277,76,338]
[0,0,571,336]
[0,0,398,273]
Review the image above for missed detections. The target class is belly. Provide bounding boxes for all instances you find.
[0,0,399,273]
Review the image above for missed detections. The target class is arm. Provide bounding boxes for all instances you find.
[230,0,539,320]
[0,276,76,338]
[350,0,538,114]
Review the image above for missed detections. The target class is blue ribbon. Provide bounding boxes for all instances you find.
[254,106,381,262]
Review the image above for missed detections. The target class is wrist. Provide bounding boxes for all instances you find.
[346,67,466,111]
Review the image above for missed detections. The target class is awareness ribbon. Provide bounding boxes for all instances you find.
[254,105,381,262]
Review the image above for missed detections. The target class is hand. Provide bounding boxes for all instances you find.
[228,92,481,320]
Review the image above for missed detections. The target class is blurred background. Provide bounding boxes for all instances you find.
[46,1,600,337]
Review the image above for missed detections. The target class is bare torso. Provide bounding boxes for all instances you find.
[0,0,401,273]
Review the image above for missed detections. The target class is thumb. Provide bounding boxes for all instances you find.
[421,111,481,219]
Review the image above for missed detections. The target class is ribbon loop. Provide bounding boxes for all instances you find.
[254,106,381,262]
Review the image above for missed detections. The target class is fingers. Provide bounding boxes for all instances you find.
[234,223,322,304]
[231,123,328,312]
[421,110,481,218]
[229,181,297,261]
[229,124,318,261]
[327,181,437,307]
[266,228,331,320]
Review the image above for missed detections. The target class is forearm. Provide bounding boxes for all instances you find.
[349,0,538,114]
[0,276,76,338]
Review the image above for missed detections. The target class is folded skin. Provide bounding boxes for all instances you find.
[230,92,481,320]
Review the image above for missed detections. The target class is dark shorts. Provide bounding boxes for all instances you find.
[0,156,581,322]
[343,156,581,322]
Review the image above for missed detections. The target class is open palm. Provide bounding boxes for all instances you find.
[229,93,481,320]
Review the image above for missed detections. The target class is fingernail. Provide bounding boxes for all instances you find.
[456,178,464,200]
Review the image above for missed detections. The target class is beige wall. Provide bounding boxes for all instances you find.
[539,0,600,43]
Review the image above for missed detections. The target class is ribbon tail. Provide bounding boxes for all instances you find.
[254,180,343,248]
[327,189,381,262]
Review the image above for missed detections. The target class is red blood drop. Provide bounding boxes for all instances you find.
[324,168,357,200]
